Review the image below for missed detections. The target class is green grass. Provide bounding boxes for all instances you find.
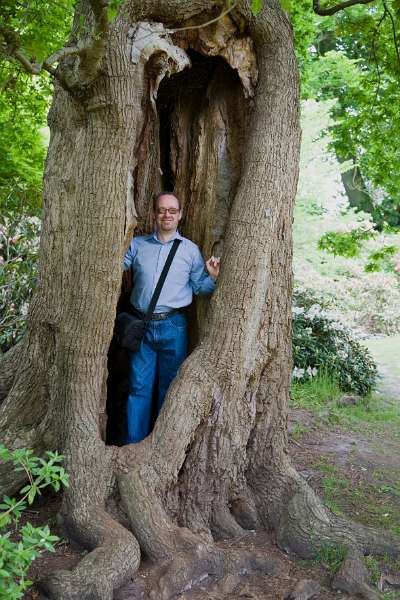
[311,460,348,515]
[326,396,400,431]
[321,475,349,515]
[290,372,400,431]
[365,555,381,585]
[365,555,400,599]
[291,372,342,409]
[312,543,348,576]
[290,423,310,440]
[311,460,400,536]
[312,461,338,474]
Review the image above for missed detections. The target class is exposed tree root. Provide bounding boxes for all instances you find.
[285,579,321,600]
[230,494,260,531]
[148,545,225,600]
[211,506,246,539]
[249,464,400,599]
[124,542,287,600]
[40,508,140,600]
[274,475,400,561]
[332,549,379,600]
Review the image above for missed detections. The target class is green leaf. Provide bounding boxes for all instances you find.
[0,446,12,461]
[27,485,37,505]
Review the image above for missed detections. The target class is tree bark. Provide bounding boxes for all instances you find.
[1,1,399,599]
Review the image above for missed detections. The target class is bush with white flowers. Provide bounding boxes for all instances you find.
[0,208,40,351]
[292,287,377,396]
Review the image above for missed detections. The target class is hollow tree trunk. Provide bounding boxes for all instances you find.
[1,1,399,599]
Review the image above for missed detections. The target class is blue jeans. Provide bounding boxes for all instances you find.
[126,312,187,443]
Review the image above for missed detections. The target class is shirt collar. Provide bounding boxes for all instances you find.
[150,229,183,244]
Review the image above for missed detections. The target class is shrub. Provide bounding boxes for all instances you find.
[0,446,69,599]
[292,287,378,396]
[0,188,41,352]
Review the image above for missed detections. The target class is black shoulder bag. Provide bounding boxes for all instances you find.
[116,239,181,352]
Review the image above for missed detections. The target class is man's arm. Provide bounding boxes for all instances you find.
[123,238,137,271]
[190,247,219,295]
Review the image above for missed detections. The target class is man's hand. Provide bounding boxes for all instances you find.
[206,256,221,280]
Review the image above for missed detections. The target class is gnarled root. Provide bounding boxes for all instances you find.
[40,507,140,600]
[332,549,379,600]
[124,537,288,600]
[117,455,291,599]
[254,465,400,599]
[274,473,400,560]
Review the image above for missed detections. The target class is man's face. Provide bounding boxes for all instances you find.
[154,194,182,234]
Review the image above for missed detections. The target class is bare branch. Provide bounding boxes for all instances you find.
[45,45,82,66]
[12,49,41,75]
[313,0,377,16]
[0,23,75,90]
[0,25,38,73]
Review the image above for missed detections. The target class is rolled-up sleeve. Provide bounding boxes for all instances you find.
[190,246,216,295]
[123,238,137,271]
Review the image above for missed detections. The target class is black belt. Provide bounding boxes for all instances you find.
[131,307,185,321]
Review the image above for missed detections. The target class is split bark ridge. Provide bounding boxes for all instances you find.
[0,1,399,599]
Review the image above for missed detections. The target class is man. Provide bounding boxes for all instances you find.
[123,192,220,444]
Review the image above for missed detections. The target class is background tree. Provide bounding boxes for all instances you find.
[0,1,399,599]
[299,0,400,228]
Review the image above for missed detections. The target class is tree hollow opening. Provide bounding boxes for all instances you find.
[106,50,248,446]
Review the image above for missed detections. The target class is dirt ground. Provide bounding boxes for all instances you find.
[22,488,342,600]
[22,413,400,600]
[22,338,400,599]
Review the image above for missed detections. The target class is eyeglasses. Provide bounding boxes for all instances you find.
[156,207,180,215]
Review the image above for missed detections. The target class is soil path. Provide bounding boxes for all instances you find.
[287,335,400,598]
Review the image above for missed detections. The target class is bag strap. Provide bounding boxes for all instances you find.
[144,238,181,322]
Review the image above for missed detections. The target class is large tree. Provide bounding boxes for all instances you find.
[0,1,398,598]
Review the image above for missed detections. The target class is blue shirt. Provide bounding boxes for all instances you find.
[123,231,216,313]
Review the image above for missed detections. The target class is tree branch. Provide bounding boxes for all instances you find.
[383,0,400,71]
[313,0,377,16]
[370,4,387,110]
[0,25,40,74]
[0,23,73,89]
[76,0,109,86]
[0,0,109,93]
[168,2,239,33]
